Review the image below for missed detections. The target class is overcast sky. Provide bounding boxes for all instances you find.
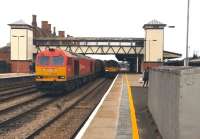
[0,0,199,59]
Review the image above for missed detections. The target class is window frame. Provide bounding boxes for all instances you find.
[37,56,50,66]
[51,56,64,66]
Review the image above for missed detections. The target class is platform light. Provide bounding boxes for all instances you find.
[168,26,175,28]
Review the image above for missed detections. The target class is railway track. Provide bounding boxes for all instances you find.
[27,78,113,139]
[0,86,37,102]
[0,95,57,133]
[0,93,46,114]
[0,78,113,139]
[0,81,34,92]
[0,85,34,96]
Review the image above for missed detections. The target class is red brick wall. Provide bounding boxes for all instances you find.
[10,61,31,73]
[58,31,65,37]
[143,62,163,70]
[0,52,10,63]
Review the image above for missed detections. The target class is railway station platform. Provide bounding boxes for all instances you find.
[0,73,34,79]
[76,73,158,139]
[0,73,34,88]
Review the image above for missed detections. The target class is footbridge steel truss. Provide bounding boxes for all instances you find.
[33,37,144,55]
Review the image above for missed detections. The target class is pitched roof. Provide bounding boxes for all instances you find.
[147,19,165,25]
[8,20,32,29]
[163,50,182,59]
[0,46,10,53]
[10,20,29,25]
[143,19,166,29]
[33,26,52,38]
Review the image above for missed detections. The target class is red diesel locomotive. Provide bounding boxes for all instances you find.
[35,48,104,90]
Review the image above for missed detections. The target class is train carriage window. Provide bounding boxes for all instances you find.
[51,56,64,66]
[38,56,49,65]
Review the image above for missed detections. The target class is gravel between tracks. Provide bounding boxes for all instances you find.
[0,88,37,102]
[0,91,42,111]
[0,78,104,139]
[0,85,34,96]
[0,95,52,132]
[0,81,34,92]
[34,79,112,139]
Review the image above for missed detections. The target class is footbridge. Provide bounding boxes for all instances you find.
[34,37,145,72]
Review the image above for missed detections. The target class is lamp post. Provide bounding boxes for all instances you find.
[185,0,190,66]
[12,35,24,73]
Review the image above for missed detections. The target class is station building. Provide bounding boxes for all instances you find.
[0,15,181,73]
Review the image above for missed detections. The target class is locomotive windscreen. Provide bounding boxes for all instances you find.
[105,60,119,67]
[38,56,49,65]
[52,56,64,66]
[37,56,64,66]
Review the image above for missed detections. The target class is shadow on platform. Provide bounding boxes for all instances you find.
[131,86,161,139]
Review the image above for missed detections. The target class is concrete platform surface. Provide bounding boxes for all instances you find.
[81,75,123,139]
[77,73,159,139]
[0,73,34,79]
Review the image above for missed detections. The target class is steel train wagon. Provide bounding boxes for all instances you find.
[104,60,120,77]
[35,48,104,90]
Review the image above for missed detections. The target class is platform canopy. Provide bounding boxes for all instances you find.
[163,51,182,59]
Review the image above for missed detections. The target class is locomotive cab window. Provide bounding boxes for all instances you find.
[38,56,49,65]
[51,56,64,66]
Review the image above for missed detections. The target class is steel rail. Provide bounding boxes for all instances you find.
[25,79,109,139]
[0,88,37,102]
[0,93,46,115]
[0,81,34,92]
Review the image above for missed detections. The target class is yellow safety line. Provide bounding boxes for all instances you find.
[125,74,140,139]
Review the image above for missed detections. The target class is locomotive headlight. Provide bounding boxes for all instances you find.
[36,75,43,79]
[58,76,65,79]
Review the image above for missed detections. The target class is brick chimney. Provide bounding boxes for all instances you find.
[48,24,51,34]
[58,31,65,37]
[32,15,37,27]
[53,27,56,36]
[41,21,48,32]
